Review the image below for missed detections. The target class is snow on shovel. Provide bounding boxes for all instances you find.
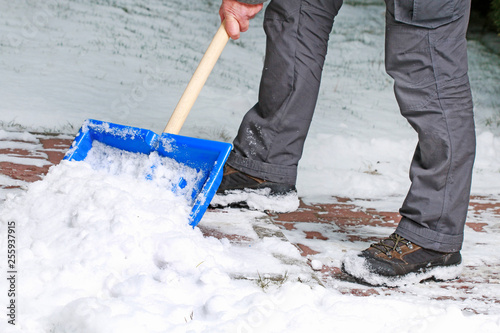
[64,23,232,227]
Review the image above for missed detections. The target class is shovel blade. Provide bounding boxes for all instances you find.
[64,119,231,226]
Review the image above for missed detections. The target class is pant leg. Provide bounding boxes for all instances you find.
[227,0,343,185]
[384,0,476,252]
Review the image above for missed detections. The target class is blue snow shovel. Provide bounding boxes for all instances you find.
[64,23,232,227]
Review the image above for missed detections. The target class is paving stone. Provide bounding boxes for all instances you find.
[198,225,254,243]
[0,133,72,183]
[304,231,328,241]
[0,162,49,182]
[295,243,320,256]
[270,209,320,223]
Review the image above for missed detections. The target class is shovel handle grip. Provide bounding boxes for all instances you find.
[164,22,230,134]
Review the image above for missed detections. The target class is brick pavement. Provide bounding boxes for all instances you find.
[1,130,499,315]
[268,196,500,311]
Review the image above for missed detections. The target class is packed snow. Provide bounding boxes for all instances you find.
[1,0,500,332]
[84,141,204,200]
[210,189,300,213]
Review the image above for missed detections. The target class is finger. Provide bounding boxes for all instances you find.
[239,19,250,33]
[224,15,241,40]
[219,7,225,23]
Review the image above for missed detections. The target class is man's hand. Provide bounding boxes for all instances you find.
[219,0,264,40]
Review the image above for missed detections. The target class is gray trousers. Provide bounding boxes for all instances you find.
[228,0,475,252]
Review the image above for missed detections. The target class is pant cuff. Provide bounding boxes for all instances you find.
[396,217,464,253]
[227,152,297,185]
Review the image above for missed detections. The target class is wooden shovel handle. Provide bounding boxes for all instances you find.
[163,22,230,134]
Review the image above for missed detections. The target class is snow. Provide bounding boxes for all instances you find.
[1,0,500,332]
[0,155,51,168]
[0,160,311,332]
[0,130,39,143]
[210,188,300,213]
[84,141,203,201]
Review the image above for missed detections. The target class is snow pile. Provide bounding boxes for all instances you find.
[0,148,309,332]
[84,141,203,201]
[0,159,289,332]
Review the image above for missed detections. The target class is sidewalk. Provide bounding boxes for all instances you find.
[1,130,499,315]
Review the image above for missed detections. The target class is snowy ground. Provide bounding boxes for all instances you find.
[1,0,500,332]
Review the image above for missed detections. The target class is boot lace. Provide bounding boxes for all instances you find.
[371,233,413,258]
